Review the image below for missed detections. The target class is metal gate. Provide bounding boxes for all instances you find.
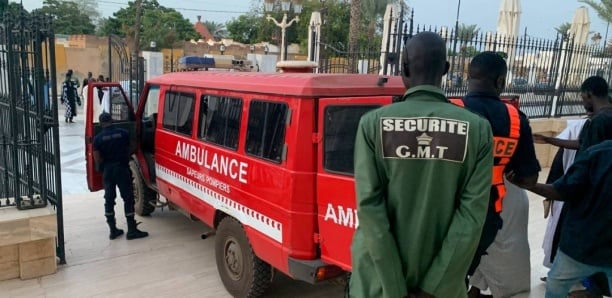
[0,11,65,263]
[108,34,144,107]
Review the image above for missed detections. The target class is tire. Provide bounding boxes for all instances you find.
[215,217,271,298]
[130,160,156,216]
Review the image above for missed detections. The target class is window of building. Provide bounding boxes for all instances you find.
[246,101,288,163]
[324,105,380,175]
[198,95,243,150]
[162,91,195,136]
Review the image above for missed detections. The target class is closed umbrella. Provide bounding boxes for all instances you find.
[308,11,322,68]
[568,6,590,86]
[496,0,521,84]
[569,6,590,45]
[497,0,521,38]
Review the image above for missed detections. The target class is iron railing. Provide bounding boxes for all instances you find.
[0,9,65,264]
[317,8,611,119]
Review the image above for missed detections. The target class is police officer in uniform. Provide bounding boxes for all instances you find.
[93,112,148,240]
[450,52,541,297]
[349,32,494,298]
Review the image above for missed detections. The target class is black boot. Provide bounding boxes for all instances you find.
[106,216,124,240]
[126,216,148,240]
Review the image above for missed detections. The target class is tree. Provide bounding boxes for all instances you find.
[0,1,29,19]
[349,0,362,54]
[70,0,101,24]
[204,21,228,41]
[458,23,480,43]
[33,0,96,34]
[98,0,198,50]
[0,0,7,14]
[226,12,277,44]
[296,0,351,49]
[555,22,572,37]
[361,0,395,38]
[226,14,261,44]
[226,0,350,52]
[579,0,612,23]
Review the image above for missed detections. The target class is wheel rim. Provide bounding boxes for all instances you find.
[223,236,243,281]
[132,177,142,205]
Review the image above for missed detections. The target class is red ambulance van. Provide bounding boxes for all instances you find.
[85,72,405,297]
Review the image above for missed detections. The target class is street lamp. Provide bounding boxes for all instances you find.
[264,0,302,61]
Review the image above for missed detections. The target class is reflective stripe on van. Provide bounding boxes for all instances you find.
[156,164,283,242]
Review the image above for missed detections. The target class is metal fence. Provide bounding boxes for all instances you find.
[0,10,65,264]
[318,8,612,119]
[107,34,145,108]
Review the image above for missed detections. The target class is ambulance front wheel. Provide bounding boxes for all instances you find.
[130,161,156,216]
[215,216,271,298]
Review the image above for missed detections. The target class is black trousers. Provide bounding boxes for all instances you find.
[103,163,135,217]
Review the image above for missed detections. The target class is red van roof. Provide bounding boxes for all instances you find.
[147,71,406,97]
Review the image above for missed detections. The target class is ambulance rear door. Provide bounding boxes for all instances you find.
[316,96,392,270]
[85,82,136,191]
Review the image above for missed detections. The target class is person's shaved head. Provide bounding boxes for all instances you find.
[468,52,508,95]
[402,31,449,88]
[469,52,507,83]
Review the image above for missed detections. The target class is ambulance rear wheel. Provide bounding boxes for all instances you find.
[215,217,271,298]
[130,161,156,216]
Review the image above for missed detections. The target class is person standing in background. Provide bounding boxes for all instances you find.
[82,71,93,92]
[61,69,80,123]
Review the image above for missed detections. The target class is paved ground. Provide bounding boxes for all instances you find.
[0,104,559,297]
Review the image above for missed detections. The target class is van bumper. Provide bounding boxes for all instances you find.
[288,258,344,284]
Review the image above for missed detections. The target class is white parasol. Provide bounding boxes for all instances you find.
[568,7,591,86]
[308,11,322,70]
[496,0,521,83]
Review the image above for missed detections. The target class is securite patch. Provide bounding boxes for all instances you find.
[380,117,469,162]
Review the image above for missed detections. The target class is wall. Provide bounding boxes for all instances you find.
[529,118,578,168]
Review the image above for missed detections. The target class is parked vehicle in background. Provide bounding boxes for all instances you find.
[533,81,554,95]
[84,72,406,297]
[510,77,528,92]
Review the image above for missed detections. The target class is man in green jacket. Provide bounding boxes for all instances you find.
[350,32,493,298]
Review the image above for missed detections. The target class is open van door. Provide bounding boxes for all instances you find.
[85,82,136,191]
[316,96,392,270]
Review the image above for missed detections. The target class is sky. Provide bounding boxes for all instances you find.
[13,0,612,41]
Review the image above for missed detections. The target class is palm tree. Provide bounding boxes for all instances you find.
[579,0,612,22]
[458,23,480,44]
[204,21,228,41]
[348,0,361,73]
[361,0,395,38]
[456,24,480,79]
[349,1,361,51]
[555,22,572,37]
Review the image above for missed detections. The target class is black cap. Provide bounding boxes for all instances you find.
[99,112,112,123]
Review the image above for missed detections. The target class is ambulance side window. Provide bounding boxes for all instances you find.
[162,91,195,136]
[246,100,288,163]
[198,95,242,150]
[324,105,380,175]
